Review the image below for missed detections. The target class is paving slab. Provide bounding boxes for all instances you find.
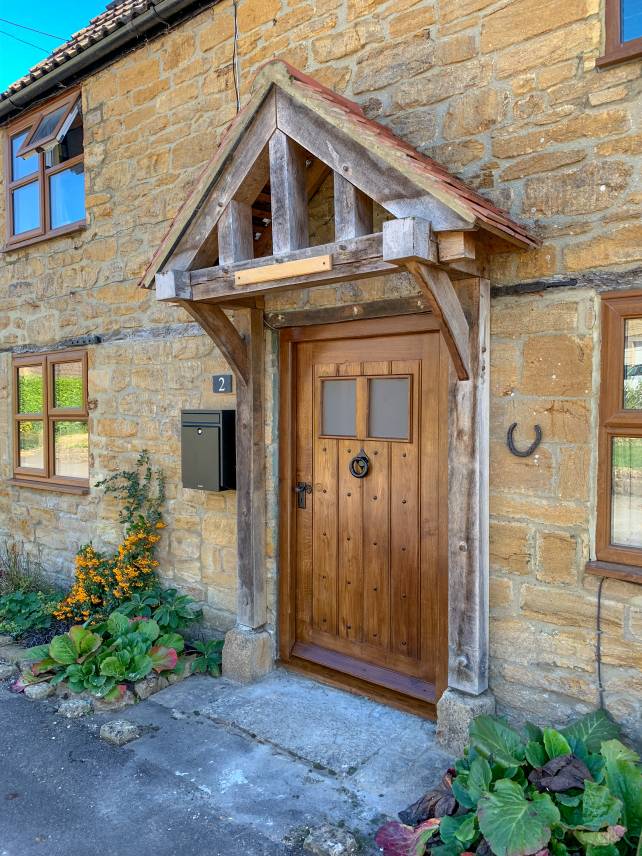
[199,669,442,775]
[1,668,452,854]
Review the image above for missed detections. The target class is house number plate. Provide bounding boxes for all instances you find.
[212,374,233,393]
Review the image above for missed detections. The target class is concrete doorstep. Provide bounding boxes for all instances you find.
[0,667,452,855]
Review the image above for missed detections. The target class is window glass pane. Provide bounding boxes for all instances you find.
[611,437,642,549]
[27,103,68,149]
[53,361,83,409]
[12,181,40,235]
[46,113,83,167]
[622,0,642,41]
[49,165,85,229]
[18,421,44,470]
[368,377,410,439]
[322,379,356,436]
[54,421,88,479]
[624,317,642,409]
[17,365,43,414]
[11,131,38,181]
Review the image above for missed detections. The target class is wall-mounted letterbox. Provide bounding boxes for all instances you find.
[181,410,236,491]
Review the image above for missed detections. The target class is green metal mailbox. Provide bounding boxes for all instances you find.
[180,410,236,491]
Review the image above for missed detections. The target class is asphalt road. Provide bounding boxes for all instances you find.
[0,686,300,856]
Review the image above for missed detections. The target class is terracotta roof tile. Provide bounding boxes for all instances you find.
[276,62,537,248]
[0,0,158,103]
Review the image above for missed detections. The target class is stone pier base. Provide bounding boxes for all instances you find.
[436,687,496,755]
[222,626,274,683]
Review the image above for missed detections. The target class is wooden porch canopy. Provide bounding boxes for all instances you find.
[140,60,536,385]
[140,61,537,696]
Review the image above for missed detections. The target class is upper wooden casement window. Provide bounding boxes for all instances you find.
[590,292,642,584]
[598,0,642,67]
[12,350,89,494]
[5,89,86,251]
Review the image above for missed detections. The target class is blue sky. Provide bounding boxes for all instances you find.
[0,2,108,91]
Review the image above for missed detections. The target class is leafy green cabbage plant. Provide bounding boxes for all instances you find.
[19,610,182,700]
[375,711,642,856]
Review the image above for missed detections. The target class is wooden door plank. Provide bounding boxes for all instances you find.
[295,343,314,643]
[389,360,420,660]
[362,440,390,649]
[338,436,364,643]
[312,363,339,637]
[336,361,363,643]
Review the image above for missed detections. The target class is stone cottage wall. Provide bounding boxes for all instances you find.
[1,0,641,737]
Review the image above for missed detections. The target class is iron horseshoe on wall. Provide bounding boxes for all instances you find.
[348,448,370,478]
[507,422,543,458]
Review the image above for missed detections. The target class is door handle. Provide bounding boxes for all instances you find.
[295,481,312,509]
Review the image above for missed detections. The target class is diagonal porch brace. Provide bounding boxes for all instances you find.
[406,262,471,381]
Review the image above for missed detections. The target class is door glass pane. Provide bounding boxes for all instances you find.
[322,379,356,436]
[53,361,83,409]
[611,437,642,548]
[11,131,38,180]
[17,365,43,414]
[624,317,642,409]
[18,421,44,470]
[622,0,642,41]
[54,421,88,479]
[368,377,410,439]
[12,181,40,235]
[27,103,68,149]
[50,164,85,229]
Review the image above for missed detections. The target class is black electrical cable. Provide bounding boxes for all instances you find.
[0,28,51,53]
[232,0,240,113]
[596,575,606,710]
[0,17,66,40]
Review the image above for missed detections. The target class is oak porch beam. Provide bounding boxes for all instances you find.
[382,217,470,380]
[447,278,490,695]
[178,301,249,385]
[189,232,395,302]
[178,301,267,631]
[333,172,373,240]
[269,129,309,254]
[218,200,254,266]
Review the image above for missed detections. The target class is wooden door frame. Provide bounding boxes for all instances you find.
[278,312,450,717]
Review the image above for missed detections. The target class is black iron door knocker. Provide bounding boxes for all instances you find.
[348,448,370,478]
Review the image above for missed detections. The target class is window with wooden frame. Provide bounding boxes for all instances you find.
[12,350,89,492]
[591,292,642,583]
[598,0,642,67]
[5,89,85,250]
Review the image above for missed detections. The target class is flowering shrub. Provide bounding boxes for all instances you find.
[55,451,166,622]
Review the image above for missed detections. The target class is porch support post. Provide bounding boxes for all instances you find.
[437,277,495,753]
[178,301,273,682]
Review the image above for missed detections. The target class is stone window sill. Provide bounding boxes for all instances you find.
[586,559,642,585]
[8,478,89,496]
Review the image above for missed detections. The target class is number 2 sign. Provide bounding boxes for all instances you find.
[212,374,233,393]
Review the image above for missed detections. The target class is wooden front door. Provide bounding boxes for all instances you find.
[280,315,449,714]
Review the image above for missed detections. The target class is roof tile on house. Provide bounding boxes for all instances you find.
[1,0,158,104]
[279,63,538,249]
